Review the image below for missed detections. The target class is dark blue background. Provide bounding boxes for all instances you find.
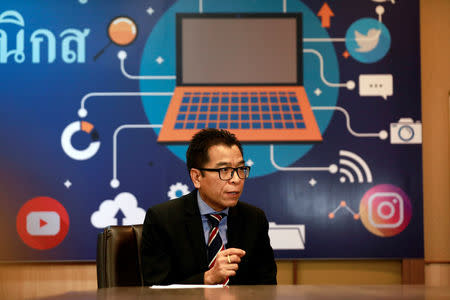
[0,0,423,260]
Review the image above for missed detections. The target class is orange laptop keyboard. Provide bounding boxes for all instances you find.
[157,86,322,143]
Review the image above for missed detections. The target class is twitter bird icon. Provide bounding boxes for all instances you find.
[345,18,391,63]
[354,28,381,53]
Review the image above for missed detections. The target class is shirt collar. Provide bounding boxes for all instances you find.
[197,190,229,216]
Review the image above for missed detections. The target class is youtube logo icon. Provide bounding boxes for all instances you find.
[17,197,69,250]
[26,212,60,236]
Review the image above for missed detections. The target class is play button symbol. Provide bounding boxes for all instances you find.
[40,219,48,228]
[26,211,60,236]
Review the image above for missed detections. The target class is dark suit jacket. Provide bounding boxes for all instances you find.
[141,190,277,285]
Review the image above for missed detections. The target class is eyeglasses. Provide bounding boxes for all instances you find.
[196,166,251,181]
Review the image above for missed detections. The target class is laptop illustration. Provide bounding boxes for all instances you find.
[157,13,322,142]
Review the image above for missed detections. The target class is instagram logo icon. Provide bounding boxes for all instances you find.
[360,185,412,237]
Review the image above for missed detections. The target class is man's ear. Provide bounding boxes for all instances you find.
[190,168,201,189]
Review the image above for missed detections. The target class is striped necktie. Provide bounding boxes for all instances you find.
[206,213,229,285]
[206,213,225,268]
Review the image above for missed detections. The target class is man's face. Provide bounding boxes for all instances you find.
[191,144,246,211]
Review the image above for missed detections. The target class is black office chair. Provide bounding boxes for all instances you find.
[96,225,144,288]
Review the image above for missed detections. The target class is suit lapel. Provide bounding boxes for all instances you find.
[226,203,242,249]
[184,191,208,268]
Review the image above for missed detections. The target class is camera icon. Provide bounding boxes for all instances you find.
[390,118,422,144]
[368,192,404,228]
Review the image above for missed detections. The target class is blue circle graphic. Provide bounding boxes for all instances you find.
[140,0,340,177]
[345,18,391,63]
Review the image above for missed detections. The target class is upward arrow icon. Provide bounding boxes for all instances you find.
[317,2,334,28]
[114,209,126,226]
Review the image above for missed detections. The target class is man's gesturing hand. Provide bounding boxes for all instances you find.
[204,248,246,285]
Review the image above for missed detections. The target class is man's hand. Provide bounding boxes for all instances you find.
[204,248,246,285]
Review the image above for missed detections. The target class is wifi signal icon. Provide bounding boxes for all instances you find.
[338,150,373,183]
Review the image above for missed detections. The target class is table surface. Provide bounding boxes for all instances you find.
[36,285,450,300]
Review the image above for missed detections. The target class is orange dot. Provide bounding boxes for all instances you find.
[354,214,360,220]
[328,213,334,219]
[340,201,346,207]
[108,17,137,46]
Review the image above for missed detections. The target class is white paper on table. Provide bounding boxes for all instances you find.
[150,284,224,289]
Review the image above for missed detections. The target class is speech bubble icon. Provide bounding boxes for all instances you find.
[359,74,393,100]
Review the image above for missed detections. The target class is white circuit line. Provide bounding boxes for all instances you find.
[312,106,382,138]
[303,48,348,88]
[199,0,203,13]
[377,6,384,23]
[111,124,163,188]
[118,51,176,80]
[283,0,286,13]
[270,144,337,173]
[79,92,173,118]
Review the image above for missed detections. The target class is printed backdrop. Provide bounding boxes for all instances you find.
[0,0,423,260]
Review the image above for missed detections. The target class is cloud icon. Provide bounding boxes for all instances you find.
[91,192,146,228]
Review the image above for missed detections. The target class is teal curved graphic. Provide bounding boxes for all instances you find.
[345,18,391,63]
[140,0,339,177]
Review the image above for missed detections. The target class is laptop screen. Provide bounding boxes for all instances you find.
[176,13,302,86]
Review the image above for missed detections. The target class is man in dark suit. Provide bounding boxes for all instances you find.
[141,128,277,285]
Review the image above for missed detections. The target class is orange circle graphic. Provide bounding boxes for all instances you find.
[108,17,137,46]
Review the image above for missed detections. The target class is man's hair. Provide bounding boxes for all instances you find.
[186,128,243,170]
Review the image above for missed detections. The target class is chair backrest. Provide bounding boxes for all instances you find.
[96,225,144,288]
